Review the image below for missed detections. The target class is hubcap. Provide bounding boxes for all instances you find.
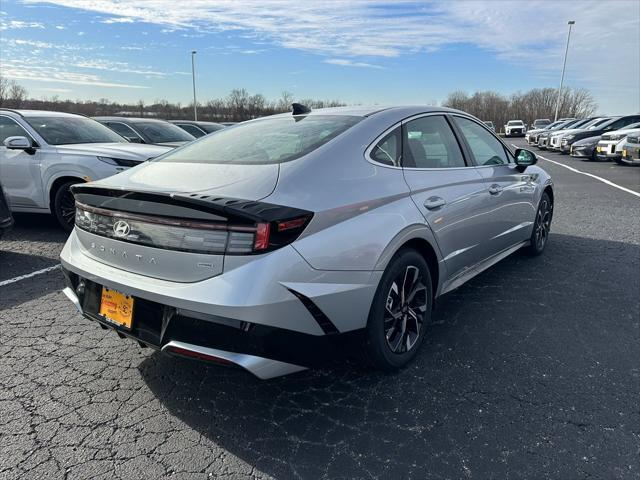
[534,199,551,250]
[384,265,427,354]
[60,188,76,227]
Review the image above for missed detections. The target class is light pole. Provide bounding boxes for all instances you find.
[191,50,198,121]
[554,20,575,122]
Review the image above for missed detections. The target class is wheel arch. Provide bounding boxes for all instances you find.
[543,184,554,206]
[398,237,440,302]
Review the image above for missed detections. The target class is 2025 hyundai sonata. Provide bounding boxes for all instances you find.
[60,105,553,379]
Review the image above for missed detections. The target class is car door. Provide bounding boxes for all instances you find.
[399,114,490,282]
[0,115,44,208]
[452,115,537,254]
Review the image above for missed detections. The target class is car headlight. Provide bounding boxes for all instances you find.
[97,156,140,167]
[608,134,625,141]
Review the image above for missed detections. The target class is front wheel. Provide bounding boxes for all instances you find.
[524,192,552,256]
[364,248,432,371]
[53,181,78,231]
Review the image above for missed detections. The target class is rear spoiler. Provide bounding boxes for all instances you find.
[71,183,311,225]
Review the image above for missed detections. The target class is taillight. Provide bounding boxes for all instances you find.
[75,202,312,255]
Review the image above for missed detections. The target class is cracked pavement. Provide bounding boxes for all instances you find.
[1,139,639,479]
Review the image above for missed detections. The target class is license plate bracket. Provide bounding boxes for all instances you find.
[99,287,134,329]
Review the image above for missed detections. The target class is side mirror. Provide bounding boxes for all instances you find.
[3,136,35,154]
[514,148,537,167]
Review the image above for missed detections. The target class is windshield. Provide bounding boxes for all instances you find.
[545,121,563,129]
[507,121,523,126]
[26,116,126,145]
[534,120,550,126]
[136,121,195,143]
[586,118,611,129]
[157,115,361,165]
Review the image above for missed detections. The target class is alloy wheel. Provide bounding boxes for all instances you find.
[383,265,427,354]
[59,187,76,228]
[534,198,552,250]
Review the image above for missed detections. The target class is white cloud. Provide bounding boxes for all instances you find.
[0,19,45,30]
[325,58,383,69]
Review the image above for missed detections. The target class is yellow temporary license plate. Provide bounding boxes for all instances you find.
[99,287,134,329]
[596,146,601,152]
[622,149,627,157]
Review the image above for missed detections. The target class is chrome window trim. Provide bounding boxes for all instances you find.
[364,111,477,171]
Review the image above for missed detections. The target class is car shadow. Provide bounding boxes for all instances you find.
[139,233,639,479]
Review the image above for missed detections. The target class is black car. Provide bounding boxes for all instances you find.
[0,184,14,239]
[560,115,640,153]
[93,117,196,147]
[569,136,601,161]
[169,120,225,138]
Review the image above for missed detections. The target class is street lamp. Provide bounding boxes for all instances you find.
[191,50,198,121]
[554,20,575,122]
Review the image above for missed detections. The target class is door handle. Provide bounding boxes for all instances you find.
[423,196,446,210]
[488,184,503,195]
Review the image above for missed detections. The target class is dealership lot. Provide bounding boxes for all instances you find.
[1,140,638,479]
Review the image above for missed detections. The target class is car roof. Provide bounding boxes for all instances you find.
[0,109,85,118]
[267,105,467,121]
[93,116,168,123]
[169,120,222,126]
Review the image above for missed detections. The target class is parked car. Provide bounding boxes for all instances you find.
[0,183,13,239]
[94,117,196,147]
[595,123,640,161]
[220,122,237,127]
[483,121,495,132]
[532,119,551,129]
[547,117,607,152]
[560,115,640,155]
[619,131,640,165]
[60,105,553,379]
[569,136,601,161]
[169,120,225,138]
[504,120,526,137]
[0,109,171,230]
[525,119,572,145]
[537,118,584,149]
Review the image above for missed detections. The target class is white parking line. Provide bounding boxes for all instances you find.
[511,144,640,198]
[0,264,61,287]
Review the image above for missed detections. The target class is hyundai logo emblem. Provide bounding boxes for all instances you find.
[113,220,131,237]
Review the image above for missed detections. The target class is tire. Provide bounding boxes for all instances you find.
[524,192,552,256]
[53,181,79,231]
[364,248,433,371]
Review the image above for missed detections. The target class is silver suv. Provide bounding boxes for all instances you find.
[0,109,171,229]
[60,105,553,378]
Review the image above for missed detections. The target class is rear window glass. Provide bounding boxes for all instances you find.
[157,115,361,165]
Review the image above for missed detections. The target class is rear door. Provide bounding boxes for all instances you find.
[0,115,44,208]
[452,115,536,253]
[399,114,489,281]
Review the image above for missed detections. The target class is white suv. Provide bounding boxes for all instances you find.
[504,120,526,137]
[0,109,171,230]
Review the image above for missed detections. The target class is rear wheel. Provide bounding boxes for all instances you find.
[53,181,78,231]
[524,192,552,256]
[365,249,432,371]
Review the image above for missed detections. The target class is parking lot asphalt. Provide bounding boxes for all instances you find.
[1,142,639,480]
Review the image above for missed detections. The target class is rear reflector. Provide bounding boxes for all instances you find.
[167,346,233,365]
[253,222,271,251]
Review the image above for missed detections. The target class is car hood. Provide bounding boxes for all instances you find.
[602,128,640,139]
[92,161,280,201]
[56,143,172,160]
[528,128,546,134]
[573,135,601,146]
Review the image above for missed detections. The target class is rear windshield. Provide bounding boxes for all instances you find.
[26,116,126,145]
[507,121,523,126]
[157,115,361,165]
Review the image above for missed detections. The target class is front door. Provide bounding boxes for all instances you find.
[400,114,490,281]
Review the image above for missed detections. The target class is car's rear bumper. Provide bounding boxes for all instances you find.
[59,228,379,378]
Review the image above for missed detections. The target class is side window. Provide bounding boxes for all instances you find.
[107,122,140,141]
[402,116,465,168]
[0,116,31,144]
[177,124,206,138]
[370,127,401,166]
[454,117,509,166]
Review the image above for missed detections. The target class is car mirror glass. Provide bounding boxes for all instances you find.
[514,148,537,167]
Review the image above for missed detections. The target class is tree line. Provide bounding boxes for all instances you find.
[1,75,597,128]
[442,87,597,130]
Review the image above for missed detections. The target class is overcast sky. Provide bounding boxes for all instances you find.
[1,0,638,114]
